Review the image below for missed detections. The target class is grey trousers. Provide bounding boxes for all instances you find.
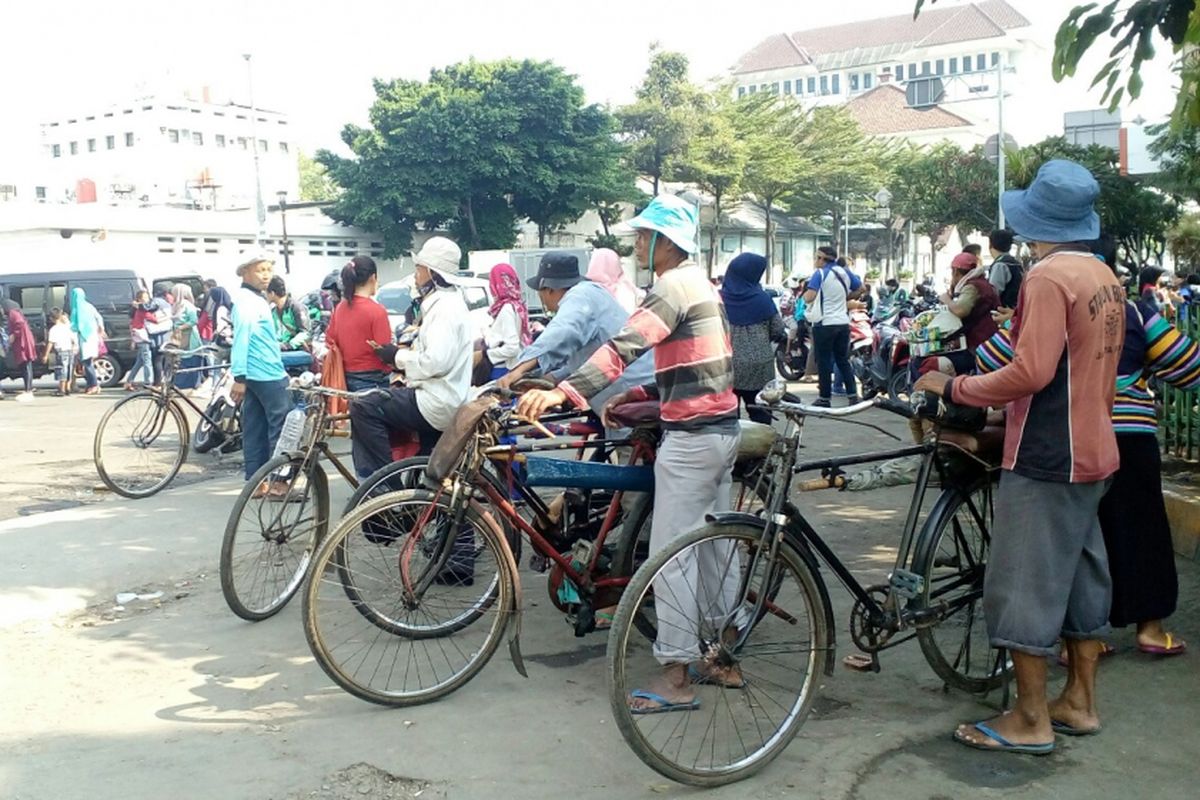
[650,428,742,664]
[984,470,1112,657]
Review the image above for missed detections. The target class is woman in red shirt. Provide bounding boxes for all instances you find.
[325,256,393,390]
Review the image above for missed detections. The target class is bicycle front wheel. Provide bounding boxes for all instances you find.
[93,391,189,498]
[219,453,330,621]
[303,489,513,707]
[912,476,1005,693]
[608,523,830,787]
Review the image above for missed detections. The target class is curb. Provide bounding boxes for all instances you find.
[1163,488,1200,561]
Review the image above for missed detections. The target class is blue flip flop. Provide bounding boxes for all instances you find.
[954,722,1055,756]
[629,690,700,715]
[687,663,746,689]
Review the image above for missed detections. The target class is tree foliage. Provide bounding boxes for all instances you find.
[1168,213,1200,269]
[1005,136,1178,265]
[1148,121,1200,203]
[318,59,633,257]
[615,45,704,194]
[297,151,338,202]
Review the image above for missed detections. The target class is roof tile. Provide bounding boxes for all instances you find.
[844,84,972,134]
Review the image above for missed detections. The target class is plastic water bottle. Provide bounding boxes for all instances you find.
[272,407,307,457]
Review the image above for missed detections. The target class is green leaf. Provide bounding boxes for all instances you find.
[1129,70,1144,99]
[1090,57,1121,89]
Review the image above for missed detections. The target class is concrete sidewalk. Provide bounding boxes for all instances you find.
[1,410,1198,800]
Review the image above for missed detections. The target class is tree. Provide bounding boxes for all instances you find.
[615,45,703,194]
[890,143,997,276]
[297,151,337,202]
[1005,136,1179,266]
[1148,121,1200,203]
[319,59,628,256]
[1168,213,1200,269]
[733,94,808,269]
[676,87,747,274]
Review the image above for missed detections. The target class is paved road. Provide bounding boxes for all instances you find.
[1,384,1196,800]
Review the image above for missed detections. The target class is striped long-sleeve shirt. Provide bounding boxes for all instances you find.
[559,262,738,429]
[976,298,1200,435]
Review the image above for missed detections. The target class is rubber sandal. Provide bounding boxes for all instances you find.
[629,690,700,715]
[953,722,1055,756]
[1051,719,1102,737]
[1137,633,1187,656]
[687,663,746,689]
[593,611,614,631]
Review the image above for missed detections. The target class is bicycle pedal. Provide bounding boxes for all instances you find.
[529,553,550,573]
[889,569,925,599]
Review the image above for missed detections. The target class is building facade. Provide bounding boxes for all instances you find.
[35,87,299,211]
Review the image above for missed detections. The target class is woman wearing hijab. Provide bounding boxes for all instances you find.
[1,300,39,401]
[476,262,531,383]
[586,248,644,314]
[70,287,106,395]
[721,252,786,424]
[171,283,204,390]
[203,285,235,347]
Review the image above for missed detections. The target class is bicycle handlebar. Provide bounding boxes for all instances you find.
[757,394,915,421]
[161,344,221,357]
[290,380,391,402]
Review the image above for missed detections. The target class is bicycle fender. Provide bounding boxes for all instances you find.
[704,510,838,677]
[476,502,528,679]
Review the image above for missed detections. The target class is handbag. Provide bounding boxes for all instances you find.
[804,266,850,325]
[169,324,193,349]
[321,342,349,417]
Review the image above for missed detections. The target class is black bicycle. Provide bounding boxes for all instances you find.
[606,390,1004,786]
[93,344,230,498]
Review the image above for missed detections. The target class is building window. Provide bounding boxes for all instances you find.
[896,64,905,81]
[125,132,134,146]
[52,144,61,158]
[831,74,840,94]
[963,55,973,73]
[783,80,792,95]
[795,77,804,95]
[105,135,115,150]
[738,86,745,98]
[850,73,859,92]
[168,129,179,143]
[87,138,96,152]
[193,132,203,145]
[748,85,757,95]
[820,75,829,95]
[864,72,873,89]
[921,61,931,75]
[909,63,918,78]
[807,77,816,94]
[258,139,268,152]
[950,57,959,74]
[991,51,1000,66]
[216,134,226,147]
[35,186,46,200]
[977,53,986,70]
[69,141,78,155]
[237,137,248,149]
[771,82,779,94]
[935,59,944,75]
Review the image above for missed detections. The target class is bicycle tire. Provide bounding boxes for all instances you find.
[303,489,514,706]
[607,522,830,787]
[219,453,330,621]
[93,391,189,499]
[887,370,912,404]
[911,476,1005,694]
[192,398,226,454]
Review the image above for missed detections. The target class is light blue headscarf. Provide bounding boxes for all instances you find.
[70,287,99,342]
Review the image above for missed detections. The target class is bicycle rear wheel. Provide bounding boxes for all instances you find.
[608,523,830,787]
[219,453,329,621]
[94,391,189,498]
[303,489,513,706]
[912,477,1005,693]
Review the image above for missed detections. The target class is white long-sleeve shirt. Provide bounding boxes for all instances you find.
[485,304,522,369]
[392,287,472,430]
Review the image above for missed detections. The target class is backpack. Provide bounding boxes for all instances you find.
[998,256,1024,309]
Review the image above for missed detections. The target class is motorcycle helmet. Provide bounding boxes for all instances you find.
[320,270,343,302]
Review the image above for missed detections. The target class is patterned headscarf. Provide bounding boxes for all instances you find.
[488,263,531,346]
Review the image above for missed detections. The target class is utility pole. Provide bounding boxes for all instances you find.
[244,54,267,246]
[997,53,1007,229]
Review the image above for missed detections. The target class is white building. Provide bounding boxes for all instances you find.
[34,87,299,211]
[731,0,1041,146]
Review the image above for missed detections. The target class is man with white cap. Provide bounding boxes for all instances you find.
[518,194,743,713]
[350,236,472,479]
[916,159,1125,755]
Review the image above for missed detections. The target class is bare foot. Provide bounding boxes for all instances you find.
[954,711,1053,748]
[1047,697,1101,735]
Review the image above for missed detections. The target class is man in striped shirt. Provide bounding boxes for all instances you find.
[518,194,743,713]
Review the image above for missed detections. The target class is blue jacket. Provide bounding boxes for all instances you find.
[231,286,286,382]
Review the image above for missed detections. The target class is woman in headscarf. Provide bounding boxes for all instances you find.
[475,262,532,383]
[171,283,203,390]
[586,248,644,314]
[70,287,106,395]
[203,285,235,347]
[1,300,39,401]
[720,252,786,423]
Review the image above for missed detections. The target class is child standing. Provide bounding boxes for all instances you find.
[43,307,77,396]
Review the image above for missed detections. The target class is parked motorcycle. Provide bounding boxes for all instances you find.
[775,320,810,381]
[192,367,242,455]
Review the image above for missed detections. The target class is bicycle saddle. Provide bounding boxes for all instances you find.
[606,400,661,429]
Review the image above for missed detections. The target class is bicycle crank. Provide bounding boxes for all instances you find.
[849,584,916,654]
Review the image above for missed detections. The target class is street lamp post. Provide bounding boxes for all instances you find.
[277,190,291,274]
[243,54,268,246]
[874,188,893,278]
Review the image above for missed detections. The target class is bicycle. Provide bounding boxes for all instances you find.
[606,389,1004,786]
[93,344,231,498]
[299,388,776,707]
[218,380,395,621]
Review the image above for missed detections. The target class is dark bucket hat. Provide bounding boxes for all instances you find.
[1001,159,1100,244]
[526,252,582,291]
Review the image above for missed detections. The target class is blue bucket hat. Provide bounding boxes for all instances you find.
[624,194,698,254]
[1001,159,1100,243]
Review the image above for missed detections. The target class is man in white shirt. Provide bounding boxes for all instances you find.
[349,236,473,479]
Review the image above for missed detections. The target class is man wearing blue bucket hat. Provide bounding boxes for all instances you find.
[518,194,744,712]
[916,159,1125,755]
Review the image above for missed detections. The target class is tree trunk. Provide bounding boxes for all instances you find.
[708,191,721,277]
[764,198,774,275]
[927,235,937,284]
[652,173,660,195]
[463,197,480,250]
[538,223,547,248]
